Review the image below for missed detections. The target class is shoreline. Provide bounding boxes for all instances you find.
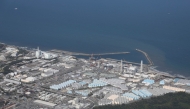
[1,41,190,108]
[0,42,187,79]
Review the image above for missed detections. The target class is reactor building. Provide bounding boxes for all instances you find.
[36,47,41,59]
[35,47,58,59]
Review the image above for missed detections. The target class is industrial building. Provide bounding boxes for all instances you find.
[21,77,36,83]
[34,100,57,108]
[163,85,185,92]
[4,79,21,85]
[1,43,190,109]
[175,79,190,86]
[142,79,155,85]
[35,47,57,59]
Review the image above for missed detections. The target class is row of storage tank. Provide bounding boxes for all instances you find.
[88,79,107,88]
[50,80,76,90]
[50,78,127,90]
[98,86,184,106]
[99,97,128,105]
[75,90,92,96]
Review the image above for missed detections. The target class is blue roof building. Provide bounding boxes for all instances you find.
[160,80,165,85]
[88,79,107,88]
[173,78,179,83]
[142,79,155,85]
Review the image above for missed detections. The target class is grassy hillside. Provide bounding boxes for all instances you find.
[94,92,190,109]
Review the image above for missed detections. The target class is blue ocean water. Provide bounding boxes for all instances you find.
[0,0,190,76]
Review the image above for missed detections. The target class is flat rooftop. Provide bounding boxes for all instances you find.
[34,100,57,107]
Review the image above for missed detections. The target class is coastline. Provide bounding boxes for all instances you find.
[1,41,190,108]
[0,41,187,79]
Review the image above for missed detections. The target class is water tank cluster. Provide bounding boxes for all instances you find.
[147,87,174,96]
[122,93,140,100]
[113,97,128,104]
[88,79,107,88]
[139,89,152,97]
[132,89,152,98]
[79,81,87,86]
[98,99,112,105]
[50,80,76,90]
[75,90,91,96]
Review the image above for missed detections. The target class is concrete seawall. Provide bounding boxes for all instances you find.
[50,49,130,56]
[136,49,154,66]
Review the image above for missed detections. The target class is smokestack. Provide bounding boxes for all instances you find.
[140,60,143,72]
[121,60,123,73]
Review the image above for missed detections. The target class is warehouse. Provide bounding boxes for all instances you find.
[34,100,56,108]
[163,85,185,92]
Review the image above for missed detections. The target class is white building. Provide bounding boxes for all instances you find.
[35,47,41,59]
[41,71,54,77]
[41,68,59,77]
[128,66,137,73]
[163,85,185,92]
[44,52,51,59]
[35,47,57,59]
[21,77,36,83]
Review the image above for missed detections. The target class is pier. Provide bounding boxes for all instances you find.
[72,52,130,56]
[50,49,130,56]
[136,49,154,66]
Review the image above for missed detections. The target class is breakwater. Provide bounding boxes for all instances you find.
[136,49,154,66]
[50,49,130,56]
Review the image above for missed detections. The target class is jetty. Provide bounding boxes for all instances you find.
[50,49,154,66]
[136,49,154,66]
[50,49,130,56]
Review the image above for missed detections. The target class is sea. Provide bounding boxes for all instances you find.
[0,0,190,76]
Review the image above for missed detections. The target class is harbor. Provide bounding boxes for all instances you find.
[0,43,190,109]
[50,49,153,67]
